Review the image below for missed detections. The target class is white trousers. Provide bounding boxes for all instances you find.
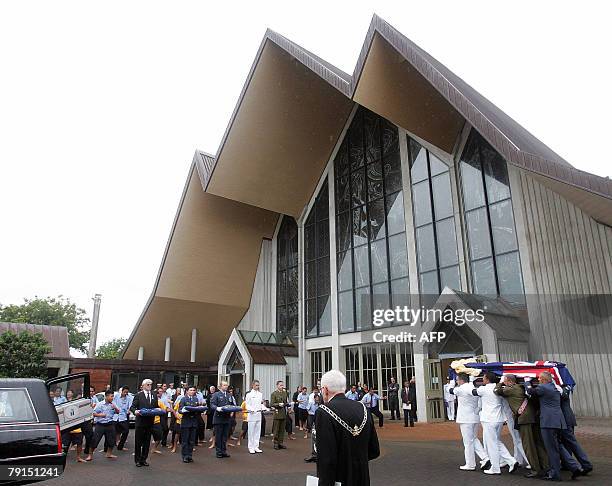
[247,420,261,451]
[446,400,456,421]
[482,422,515,473]
[504,414,529,466]
[459,422,488,468]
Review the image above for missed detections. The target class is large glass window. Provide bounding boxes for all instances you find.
[343,342,414,411]
[335,107,409,333]
[276,216,299,338]
[310,349,332,388]
[459,130,524,302]
[305,181,331,337]
[409,138,460,301]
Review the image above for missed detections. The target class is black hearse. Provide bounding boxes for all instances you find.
[0,373,92,484]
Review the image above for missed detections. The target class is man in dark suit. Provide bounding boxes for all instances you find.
[316,370,380,486]
[387,377,400,420]
[400,381,412,427]
[559,385,593,475]
[525,372,582,481]
[130,379,157,467]
[210,381,232,458]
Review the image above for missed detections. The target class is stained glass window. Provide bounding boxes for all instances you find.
[276,216,299,338]
[334,107,409,333]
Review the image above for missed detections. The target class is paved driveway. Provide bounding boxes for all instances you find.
[47,420,612,485]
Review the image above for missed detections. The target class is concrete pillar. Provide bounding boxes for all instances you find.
[164,337,171,362]
[190,329,198,363]
[137,346,144,360]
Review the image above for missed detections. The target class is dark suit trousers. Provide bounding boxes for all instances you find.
[368,406,384,427]
[115,420,130,450]
[181,425,197,459]
[388,396,400,419]
[403,409,414,427]
[561,426,592,470]
[134,425,152,464]
[214,423,230,455]
[196,414,205,443]
[541,428,563,479]
[160,415,169,446]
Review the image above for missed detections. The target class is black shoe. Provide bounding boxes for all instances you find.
[187,457,194,463]
[221,453,230,458]
[304,456,317,463]
[273,444,280,450]
[216,454,223,459]
[136,463,142,467]
[141,461,149,467]
[183,458,190,463]
[581,467,593,476]
[571,469,583,480]
[480,460,491,471]
[524,472,539,478]
[278,444,287,449]
[541,475,561,482]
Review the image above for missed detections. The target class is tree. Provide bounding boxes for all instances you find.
[95,338,127,359]
[0,330,50,379]
[0,296,91,353]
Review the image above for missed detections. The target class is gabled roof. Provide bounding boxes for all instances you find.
[125,14,610,364]
[203,14,610,223]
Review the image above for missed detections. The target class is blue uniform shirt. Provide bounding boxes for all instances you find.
[53,396,67,406]
[113,394,132,422]
[362,393,380,408]
[297,392,309,410]
[345,391,359,400]
[94,400,117,424]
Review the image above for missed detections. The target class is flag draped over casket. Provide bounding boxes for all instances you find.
[458,361,576,387]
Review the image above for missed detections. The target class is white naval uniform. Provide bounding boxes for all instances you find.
[245,389,264,452]
[443,382,456,421]
[501,398,529,466]
[452,382,489,469]
[475,383,517,474]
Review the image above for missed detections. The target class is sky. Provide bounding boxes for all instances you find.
[0,1,610,355]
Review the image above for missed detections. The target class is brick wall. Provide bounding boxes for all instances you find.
[71,367,112,393]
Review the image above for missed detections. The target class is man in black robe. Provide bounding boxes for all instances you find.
[315,370,380,486]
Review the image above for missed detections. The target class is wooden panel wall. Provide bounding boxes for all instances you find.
[513,169,612,416]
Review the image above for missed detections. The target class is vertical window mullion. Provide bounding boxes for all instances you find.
[425,151,442,294]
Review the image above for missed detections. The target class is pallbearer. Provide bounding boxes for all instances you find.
[450,373,489,471]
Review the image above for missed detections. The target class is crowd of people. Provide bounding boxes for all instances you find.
[449,371,593,481]
[52,369,593,484]
[54,374,416,469]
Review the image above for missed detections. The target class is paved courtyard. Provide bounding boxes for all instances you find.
[49,419,612,485]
